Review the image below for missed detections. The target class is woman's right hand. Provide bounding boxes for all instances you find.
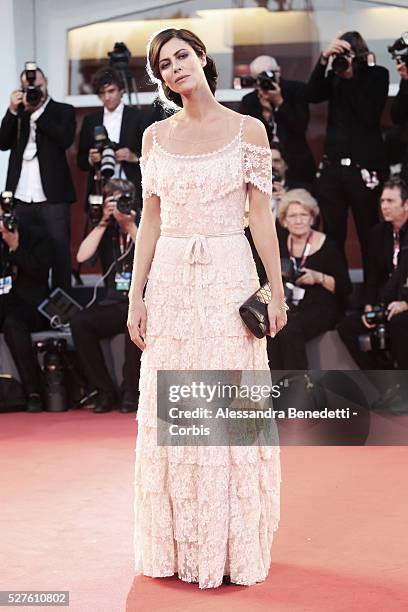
[322,32,351,60]
[127,298,147,350]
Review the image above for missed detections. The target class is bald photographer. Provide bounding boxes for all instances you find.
[240,55,315,188]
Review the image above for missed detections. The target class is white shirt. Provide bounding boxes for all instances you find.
[103,101,126,179]
[15,96,50,203]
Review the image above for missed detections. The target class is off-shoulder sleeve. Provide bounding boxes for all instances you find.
[242,141,272,196]
[140,149,159,200]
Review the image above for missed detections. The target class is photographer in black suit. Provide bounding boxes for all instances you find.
[70,179,142,414]
[77,67,147,207]
[0,194,54,412]
[0,65,76,292]
[390,41,408,184]
[240,55,315,188]
[306,31,389,277]
[338,178,408,371]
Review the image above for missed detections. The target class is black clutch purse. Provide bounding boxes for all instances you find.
[239,283,272,339]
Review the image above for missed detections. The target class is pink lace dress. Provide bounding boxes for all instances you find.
[133,115,281,589]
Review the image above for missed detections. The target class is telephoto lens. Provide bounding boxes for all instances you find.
[100,145,116,178]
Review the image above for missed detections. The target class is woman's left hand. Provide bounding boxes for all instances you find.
[267,299,288,338]
[296,267,319,286]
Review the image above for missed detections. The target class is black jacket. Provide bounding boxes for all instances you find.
[306,61,389,169]
[365,219,408,305]
[240,80,316,187]
[77,105,149,207]
[0,100,76,203]
[390,79,408,182]
[1,223,54,308]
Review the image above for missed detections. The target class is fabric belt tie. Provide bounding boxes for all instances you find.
[160,229,244,331]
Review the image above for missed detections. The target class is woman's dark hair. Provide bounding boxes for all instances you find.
[383,177,408,202]
[147,28,218,108]
[91,67,124,95]
[340,31,369,56]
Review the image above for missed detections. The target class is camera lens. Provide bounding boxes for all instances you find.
[332,54,350,74]
[100,146,116,178]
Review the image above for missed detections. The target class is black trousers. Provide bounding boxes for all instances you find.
[314,165,383,277]
[267,305,340,370]
[70,302,142,399]
[14,201,71,292]
[337,310,408,370]
[0,295,46,396]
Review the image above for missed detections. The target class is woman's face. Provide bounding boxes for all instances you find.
[284,202,313,237]
[158,37,206,96]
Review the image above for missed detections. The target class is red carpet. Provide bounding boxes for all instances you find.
[0,411,407,612]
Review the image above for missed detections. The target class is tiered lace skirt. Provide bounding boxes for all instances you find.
[134,232,281,589]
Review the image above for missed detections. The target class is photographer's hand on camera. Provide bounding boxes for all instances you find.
[88,147,102,166]
[9,90,24,114]
[361,305,376,329]
[387,300,408,320]
[258,84,284,111]
[396,60,408,80]
[0,221,19,252]
[321,33,351,64]
[115,147,139,164]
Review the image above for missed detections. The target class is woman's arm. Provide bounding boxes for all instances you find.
[127,126,162,349]
[244,117,287,336]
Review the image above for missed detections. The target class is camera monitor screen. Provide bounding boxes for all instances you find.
[38,288,83,325]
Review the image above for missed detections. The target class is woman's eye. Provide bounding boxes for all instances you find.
[178,53,187,60]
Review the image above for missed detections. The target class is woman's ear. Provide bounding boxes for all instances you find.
[200,54,207,68]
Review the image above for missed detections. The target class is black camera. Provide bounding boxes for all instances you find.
[388,32,408,67]
[0,191,18,232]
[93,125,117,178]
[358,305,389,353]
[114,192,135,215]
[272,170,282,193]
[234,70,277,91]
[108,42,132,72]
[22,61,43,107]
[332,51,369,75]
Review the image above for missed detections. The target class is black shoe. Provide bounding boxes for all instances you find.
[78,389,99,410]
[119,399,138,413]
[93,391,117,414]
[222,575,232,585]
[26,393,44,413]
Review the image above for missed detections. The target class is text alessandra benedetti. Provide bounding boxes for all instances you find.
[168,407,353,420]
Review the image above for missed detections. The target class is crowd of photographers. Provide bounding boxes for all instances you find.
[1,30,408,414]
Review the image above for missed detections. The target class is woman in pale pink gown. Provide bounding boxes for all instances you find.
[127,28,287,589]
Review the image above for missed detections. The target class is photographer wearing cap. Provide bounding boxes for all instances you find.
[390,33,408,184]
[77,67,147,207]
[307,31,389,277]
[240,55,315,189]
[0,192,53,412]
[0,64,76,292]
[70,179,141,414]
[338,178,408,372]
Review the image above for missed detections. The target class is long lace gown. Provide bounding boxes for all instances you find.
[133,115,281,589]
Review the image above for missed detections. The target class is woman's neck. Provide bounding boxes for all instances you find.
[178,86,221,122]
[290,230,313,244]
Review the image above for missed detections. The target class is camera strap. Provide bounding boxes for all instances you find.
[289,231,313,270]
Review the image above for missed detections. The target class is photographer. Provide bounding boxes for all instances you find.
[306,31,389,277]
[0,193,53,412]
[70,179,141,414]
[338,178,408,370]
[267,189,352,370]
[77,67,146,206]
[240,55,315,188]
[390,33,408,184]
[0,65,76,291]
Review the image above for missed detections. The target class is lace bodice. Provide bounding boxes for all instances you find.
[140,116,272,235]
